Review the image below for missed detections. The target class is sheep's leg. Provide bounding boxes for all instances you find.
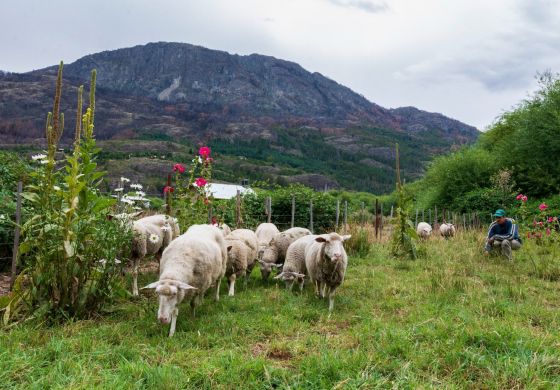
[215,277,222,301]
[169,307,178,337]
[244,270,249,290]
[286,280,294,291]
[298,279,305,292]
[228,274,236,297]
[320,282,327,299]
[190,298,197,317]
[312,279,319,296]
[132,258,140,297]
[328,286,337,312]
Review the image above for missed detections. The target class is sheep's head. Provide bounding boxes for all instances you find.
[274,271,305,282]
[142,280,197,324]
[315,233,351,263]
[258,259,282,280]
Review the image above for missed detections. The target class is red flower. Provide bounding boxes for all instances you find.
[194,177,207,187]
[163,186,174,193]
[516,194,523,200]
[527,232,531,239]
[204,198,209,205]
[539,203,548,211]
[173,163,185,173]
[548,217,554,223]
[546,228,551,236]
[199,146,211,158]
[521,195,528,202]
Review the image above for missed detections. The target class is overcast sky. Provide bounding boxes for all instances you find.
[1,0,559,129]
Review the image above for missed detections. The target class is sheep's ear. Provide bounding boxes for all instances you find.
[274,272,285,280]
[341,235,352,241]
[141,281,160,289]
[315,236,328,243]
[273,264,283,269]
[293,272,305,279]
[227,245,233,252]
[176,282,197,291]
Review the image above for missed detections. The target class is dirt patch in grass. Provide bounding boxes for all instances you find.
[266,348,293,361]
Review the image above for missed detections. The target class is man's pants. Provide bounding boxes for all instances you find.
[492,239,522,261]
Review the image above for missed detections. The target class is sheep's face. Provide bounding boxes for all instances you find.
[316,233,351,263]
[142,280,197,325]
[258,260,282,280]
[261,247,277,265]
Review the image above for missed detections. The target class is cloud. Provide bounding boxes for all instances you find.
[326,0,388,13]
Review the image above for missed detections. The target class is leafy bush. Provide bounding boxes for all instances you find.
[8,64,130,322]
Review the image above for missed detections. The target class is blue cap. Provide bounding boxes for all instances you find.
[493,209,506,217]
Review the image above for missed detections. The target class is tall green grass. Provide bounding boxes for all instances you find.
[1,230,559,388]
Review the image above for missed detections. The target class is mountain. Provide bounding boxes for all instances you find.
[0,42,479,193]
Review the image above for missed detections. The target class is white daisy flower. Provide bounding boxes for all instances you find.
[130,184,143,190]
[120,198,134,205]
[53,186,61,191]
[114,188,124,192]
[40,160,49,164]
[136,191,146,197]
[149,234,159,244]
[120,177,130,183]
[0,214,6,221]
[31,154,47,161]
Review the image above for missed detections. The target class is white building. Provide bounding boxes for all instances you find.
[208,183,255,200]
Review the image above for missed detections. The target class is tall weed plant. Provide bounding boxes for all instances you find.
[7,63,130,323]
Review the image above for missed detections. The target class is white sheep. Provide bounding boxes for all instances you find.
[275,235,317,291]
[219,223,232,237]
[114,213,179,296]
[305,232,351,312]
[259,227,311,280]
[439,223,456,238]
[142,224,228,337]
[255,222,280,259]
[224,228,259,295]
[416,222,432,239]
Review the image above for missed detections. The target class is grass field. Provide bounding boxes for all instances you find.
[1,230,559,389]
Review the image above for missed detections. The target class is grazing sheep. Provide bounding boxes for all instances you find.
[118,214,180,296]
[440,223,456,238]
[224,229,259,295]
[255,222,280,259]
[259,227,311,280]
[416,222,433,239]
[275,235,316,291]
[305,232,351,312]
[142,224,228,337]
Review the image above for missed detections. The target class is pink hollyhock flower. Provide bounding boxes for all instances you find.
[205,157,214,164]
[539,203,548,211]
[173,163,185,173]
[533,220,537,226]
[516,194,523,200]
[538,221,544,226]
[548,217,554,223]
[527,232,531,239]
[521,196,528,202]
[194,177,207,187]
[163,186,174,193]
[546,228,551,236]
[199,146,211,158]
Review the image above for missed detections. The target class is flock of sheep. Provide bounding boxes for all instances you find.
[121,214,351,337]
[416,221,456,239]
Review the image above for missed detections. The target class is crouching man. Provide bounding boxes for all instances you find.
[483,209,522,261]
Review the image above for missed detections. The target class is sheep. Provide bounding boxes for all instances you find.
[255,222,280,259]
[439,223,456,238]
[142,224,228,337]
[275,235,317,291]
[224,228,259,295]
[259,227,311,280]
[305,232,351,312]
[416,222,432,239]
[219,223,232,237]
[114,213,180,296]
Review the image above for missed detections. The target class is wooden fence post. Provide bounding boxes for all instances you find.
[390,205,394,219]
[309,200,314,233]
[434,206,438,230]
[343,201,348,235]
[335,199,340,231]
[428,209,432,225]
[380,203,384,239]
[375,199,379,240]
[422,209,425,223]
[236,190,241,228]
[10,181,23,290]
[415,208,419,227]
[361,202,365,226]
[267,196,272,223]
[291,195,295,228]
[208,204,213,224]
